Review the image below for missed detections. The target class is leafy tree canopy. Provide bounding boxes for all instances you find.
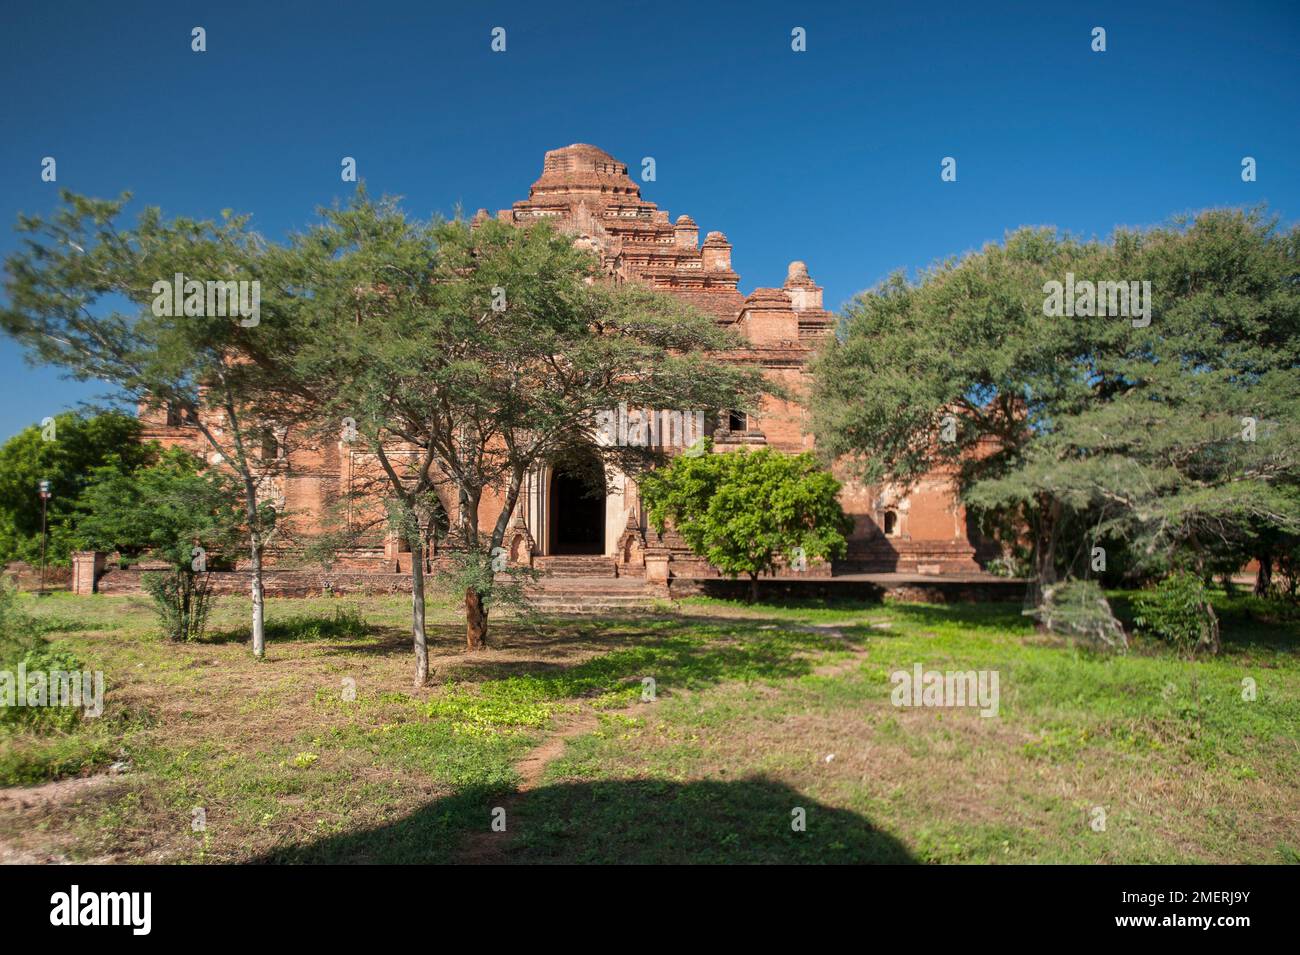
[291,197,771,654]
[812,208,1300,585]
[73,446,244,570]
[1,191,321,656]
[0,411,154,566]
[641,443,852,600]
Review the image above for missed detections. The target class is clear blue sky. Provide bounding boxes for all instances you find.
[1,0,1297,439]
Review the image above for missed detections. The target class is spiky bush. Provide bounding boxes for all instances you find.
[142,570,214,642]
[1033,579,1128,652]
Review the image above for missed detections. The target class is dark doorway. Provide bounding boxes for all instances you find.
[549,457,606,555]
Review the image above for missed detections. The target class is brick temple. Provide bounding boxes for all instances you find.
[136,144,986,588]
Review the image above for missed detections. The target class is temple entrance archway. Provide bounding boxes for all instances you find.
[548,451,606,555]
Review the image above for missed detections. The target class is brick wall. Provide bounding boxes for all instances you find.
[93,567,421,597]
[2,561,71,592]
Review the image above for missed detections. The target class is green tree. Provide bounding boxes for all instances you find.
[0,411,154,567]
[812,209,1300,616]
[2,192,316,657]
[641,443,852,602]
[293,199,767,675]
[75,448,244,640]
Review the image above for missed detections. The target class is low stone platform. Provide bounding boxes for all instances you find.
[92,567,417,597]
[665,573,1026,604]
[79,563,1024,607]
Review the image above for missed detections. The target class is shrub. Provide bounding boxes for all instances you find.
[77,448,241,643]
[641,443,852,603]
[0,581,88,732]
[986,554,1029,578]
[0,577,19,639]
[0,643,85,732]
[1031,579,1127,652]
[142,570,214,642]
[1133,571,1221,655]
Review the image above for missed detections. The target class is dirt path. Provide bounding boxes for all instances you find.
[0,773,119,813]
[804,622,879,677]
[509,711,603,792]
[456,697,659,864]
[454,621,874,864]
[0,774,123,865]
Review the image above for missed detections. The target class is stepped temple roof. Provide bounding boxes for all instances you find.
[487,144,830,335]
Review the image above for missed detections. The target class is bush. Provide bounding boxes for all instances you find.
[1133,571,1221,655]
[0,584,122,787]
[0,578,20,639]
[142,569,214,642]
[1032,579,1127,652]
[0,644,86,733]
[641,444,852,603]
[986,554,1030,578]
[0,581,88,732]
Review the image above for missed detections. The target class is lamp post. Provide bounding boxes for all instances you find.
[38,479,50,596]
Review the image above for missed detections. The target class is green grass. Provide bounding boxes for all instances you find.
[1,587,1296,863]
[509,595,1299,863]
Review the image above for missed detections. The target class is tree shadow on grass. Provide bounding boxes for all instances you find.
[306,615,868,697]
[872,601,1031,633]
[301,623,450,656]
[437,617,867,701]
[255,776,915,864]
[200,614,377,647]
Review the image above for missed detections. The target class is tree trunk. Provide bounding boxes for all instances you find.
[213,403,268,661]
[1033,497,1061,588]
[411,539,428,685]
[180,577,192,642]
[1255,554,1273,597]
[749,573,759,604]
[1195,600,1222,656]
[465,587,488,651]
[250,538,265,658]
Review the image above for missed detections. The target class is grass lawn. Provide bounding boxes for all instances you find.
[1,587,1297,864]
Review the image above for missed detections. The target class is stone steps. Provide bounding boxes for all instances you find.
[524,573,661,614]
[533,556,619,578]
[526,593,659,614]
[526,576,647,592]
